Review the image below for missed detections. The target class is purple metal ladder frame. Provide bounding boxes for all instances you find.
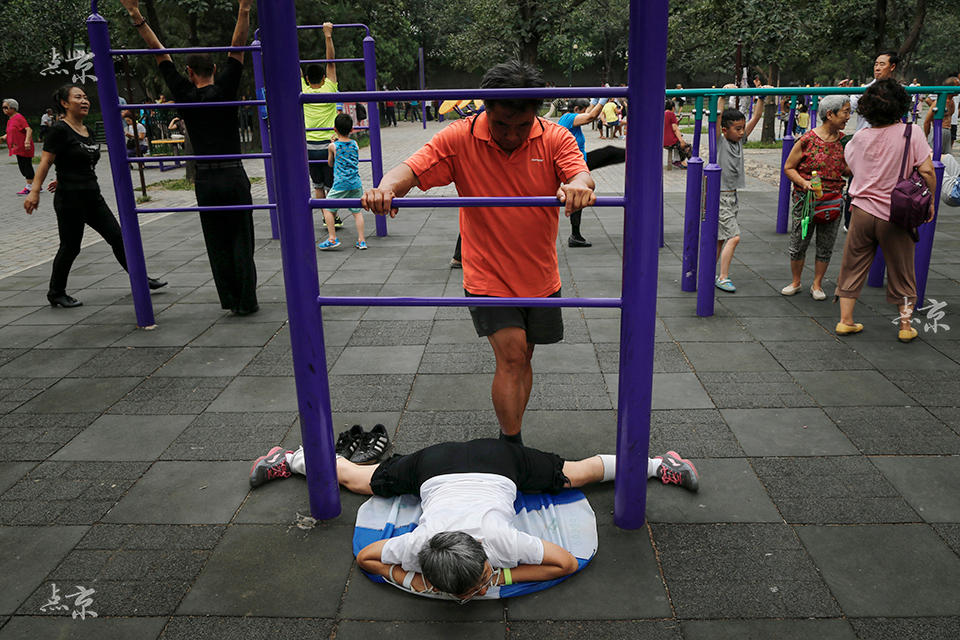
[258,0,664,529]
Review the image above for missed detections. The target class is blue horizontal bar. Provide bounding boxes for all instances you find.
[309,196,626,209]
[665,85,960,97]
[317,296,622,309]
[302,87,629,104]
[110,46,260,56]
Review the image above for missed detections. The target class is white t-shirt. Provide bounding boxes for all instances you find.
[850,79,876,132]
[952,96,959,126]
[126,122,146,139]
[379,473,545,572]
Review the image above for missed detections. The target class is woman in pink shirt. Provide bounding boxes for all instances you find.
[836,79,937,342]
[1,99,35,195]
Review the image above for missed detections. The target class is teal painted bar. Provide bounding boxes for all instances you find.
[666,86,959,97]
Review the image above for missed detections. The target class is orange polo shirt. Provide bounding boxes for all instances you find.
[404,112,588,297]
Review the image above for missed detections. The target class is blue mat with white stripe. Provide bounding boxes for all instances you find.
[352,489,598,599]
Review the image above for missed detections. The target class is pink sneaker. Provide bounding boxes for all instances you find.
[17,187,30,196]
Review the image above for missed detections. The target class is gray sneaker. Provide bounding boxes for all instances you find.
[655,451,699,492]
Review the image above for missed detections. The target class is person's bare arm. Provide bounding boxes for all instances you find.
[557,170,596,216]
[323,22,337,84]
[228,0,254,64]
[119,0,172,64]
[782,141,810,190]
[572,100,605,127]
[744,96,763,137]
[327,142,336,167]
[23,126,33,152]
[356,540,433,592]
[507,540,579,583]
[23,151,55,214]
[361,163,419,217]
[923,105,934,136]
[916,154,937,222]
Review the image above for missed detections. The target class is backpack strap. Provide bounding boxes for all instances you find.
[899,123,912,181]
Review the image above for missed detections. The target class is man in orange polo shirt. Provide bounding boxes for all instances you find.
[362,61,595,445]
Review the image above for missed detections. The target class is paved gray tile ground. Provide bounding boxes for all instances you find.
[0,118,959,639]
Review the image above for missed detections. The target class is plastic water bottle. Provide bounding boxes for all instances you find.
[810,171,823,199]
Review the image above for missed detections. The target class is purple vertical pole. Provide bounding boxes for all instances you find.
[659,170,665,249]
[258,0,340,520]
[614,0,665,529]
[86,12,155,328]
[418,47,426,130]
[915,97,946,307]
[251,37,280,240]
[775,97,797,234]
[364,36,387,237]
[810,95,819,129]
[867,249,886,287]
[697,96,720,317]
[681,96,703,291]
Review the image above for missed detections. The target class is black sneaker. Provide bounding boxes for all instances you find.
[655,451,699,492]
[249,446,293,488]
[568,235,592,248]
[335,424,365,459]
[350,423,390,464]
[334,215,344,229]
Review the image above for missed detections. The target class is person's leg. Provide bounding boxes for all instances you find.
[715,192,740,285]
[812,259,829,292]
[810,217,841,294]
[451,234,462,267]
[48,192,86,298]
[568,209,590,246]
[322,208,338,242]
[487,326,534,439]
[83,195,128,271]
[586,146,626,171]
[835,207,878,328]
[17,155,34,188]
[561,453,698,491]
[717,235,740,281]
[353,211,366,244]
[785,212,810,290]
[875,216,918,336]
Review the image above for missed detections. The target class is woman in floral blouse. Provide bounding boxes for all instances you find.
[781,95,852,300]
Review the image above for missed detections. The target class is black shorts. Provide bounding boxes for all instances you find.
[465,288,563,344]
[307,148,334,191]
[370,439,567,497]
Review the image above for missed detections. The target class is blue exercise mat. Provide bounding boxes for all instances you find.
[352,488,598,600]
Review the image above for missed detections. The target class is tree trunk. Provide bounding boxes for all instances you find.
[874,0,888,53]
[761,96,777,144]
[898,0,926,61]
[517,0,539,65]
[188,13,199,47]
[142,0,166,44]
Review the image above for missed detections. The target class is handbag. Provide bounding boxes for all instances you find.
[793,190,843,240]
[889,124,932,242]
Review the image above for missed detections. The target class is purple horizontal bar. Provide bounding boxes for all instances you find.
[135,204,276,214]
[128,153,269,163]
[305,127,370,131]
[119,101,264,110]
[309,196,626,209]
[110,46,259,56]
[317,296,622,309]
[300,58,364,64]
[298,23,371,37]
[302,87,629,104]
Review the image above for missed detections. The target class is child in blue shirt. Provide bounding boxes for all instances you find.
[319,113,366,250]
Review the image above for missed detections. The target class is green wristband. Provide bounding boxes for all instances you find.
[503,567,513,586]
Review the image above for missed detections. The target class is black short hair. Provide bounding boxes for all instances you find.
[567,98,589,112]
[53,83,83,114]
[480,60,544,112]
[306,64,325,84]
[878,50,900,69]
[664,99,675,111]
[334,112,353,136]
[721,107,746,128]
[857,77,910,126]
[185,53,215,78]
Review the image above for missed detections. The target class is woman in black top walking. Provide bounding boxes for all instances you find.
[23,83,166,308]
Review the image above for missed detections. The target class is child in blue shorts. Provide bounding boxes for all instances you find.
[319,112,366,250]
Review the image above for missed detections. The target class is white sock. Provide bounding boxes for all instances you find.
[285,447,306,476]
[597,455,661,481]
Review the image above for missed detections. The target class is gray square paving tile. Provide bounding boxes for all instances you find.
[364,305,437,320]
[792,371,914,407]
[393,410,499,454]
[427,319,481,344]
[646,458,781,523]
[0,462,33,495]
[15,377,140,414]
[719,295,816,318]
[752,457,917,524]
[529,343,600,373]
[407,374,490,411]
[650,409,743,457]
[347,320,432,346]
[104,461,249,524]
[585,318,622,343]
[75,523,225,550]
[109,377,230,415]
[66,347,180,378]
[191,322,282,347]
[51,415,193,461]
[318,319,358,347]
[153,346,259,377]
[681,619,857,640]
[741,316,834,341]
[595,342,693,375]
[508,620,681,640]
[0,526,88,615]
[662,316,752,342]
[872,456,960,522]
[851,338,960,370]
[339,563,504,621]
[681,341,783,372]
[418,342,495,374]
[698,371,813,409]
[520,410,617,460]
[177,525,353,617]
[112,320,216,347]
[35,324,130,348]
[161,412,297,460]
[336,621,504,640]
[883,370,960,406]
[651,373,714,410]
[0,617,167,640]
[158,617,333,640]
[934,523,960,555]
[825,406,960,454]
[507,525,670,620]
[652,523,839,618]
[0,413,98,461]
[0,324,68,349]
[929,407,960,437]
[0,348,100,378]
[327,374,414,413]
[721,408,858,456]
[236,475,370,527]
[331,345,425,375]
[0,461,149,525]
[762,340,874,371]
[527,373,612,411]
[0,349,25,368]
[846,618,960,640]
[796,524,960,616]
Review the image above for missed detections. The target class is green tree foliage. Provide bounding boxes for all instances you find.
[0,0,91,77]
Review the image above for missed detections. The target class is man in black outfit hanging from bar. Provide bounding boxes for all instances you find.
[121,0,259,316]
